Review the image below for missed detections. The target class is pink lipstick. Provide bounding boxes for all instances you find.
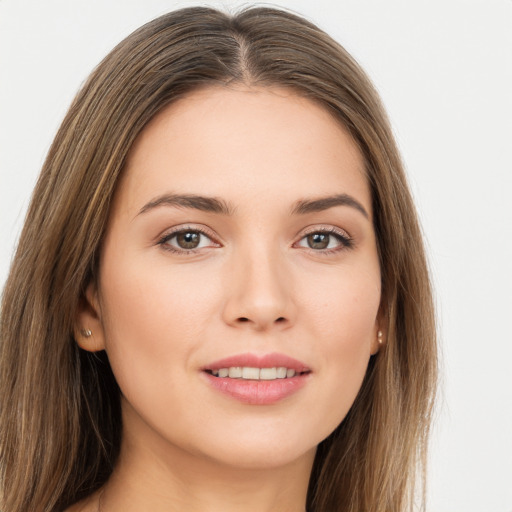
[201,353,311,405]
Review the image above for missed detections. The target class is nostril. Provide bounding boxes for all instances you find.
[233,316,288,327]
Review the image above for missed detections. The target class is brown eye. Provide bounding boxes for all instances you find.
[176,231,201,249]
[159,228,217,253]
[307,233,330,249]
[295,228,353,252]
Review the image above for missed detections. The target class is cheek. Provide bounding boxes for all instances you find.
[97,254,222,384]
[298,265,380,420]
[301,261,380,346]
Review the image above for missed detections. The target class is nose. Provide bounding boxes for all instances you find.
[221,247,296,332]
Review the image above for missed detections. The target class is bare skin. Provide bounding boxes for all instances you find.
[72,86,382,512]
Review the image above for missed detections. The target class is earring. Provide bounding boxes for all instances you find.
[80,328,92,338]
[377,330,383,345]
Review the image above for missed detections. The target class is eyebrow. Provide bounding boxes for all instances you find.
[137,192,369,219]
[138,193,234,216]
[291,194,369,219]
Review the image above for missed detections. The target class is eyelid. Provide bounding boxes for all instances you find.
[299,224,351,238]
[157,224,221,252]
[293,225,354,252]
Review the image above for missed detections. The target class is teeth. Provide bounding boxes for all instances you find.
[242,367,260,379]
[210,366,301,380]
[228,367,242,378]
[276,367,287,379]
[259,367,277,380]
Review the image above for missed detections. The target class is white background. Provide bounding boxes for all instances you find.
[1,1,511,510]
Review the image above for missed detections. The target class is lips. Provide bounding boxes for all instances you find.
[203,353,310,372]
[201,353,311,405]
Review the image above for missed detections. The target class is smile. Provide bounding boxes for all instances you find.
[202,353,312,404]
[207,367,306,380]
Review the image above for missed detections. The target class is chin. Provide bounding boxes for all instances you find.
[205,440,317,471]
[185,420,326,471]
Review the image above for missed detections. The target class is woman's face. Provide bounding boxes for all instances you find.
[80,86,382,470]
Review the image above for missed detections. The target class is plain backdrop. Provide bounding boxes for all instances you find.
[1,1,511,510]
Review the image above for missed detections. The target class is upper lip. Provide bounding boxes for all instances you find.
[202,352,311,373]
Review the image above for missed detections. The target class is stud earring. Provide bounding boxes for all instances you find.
[80,329,92,338]
[377,330,383,345]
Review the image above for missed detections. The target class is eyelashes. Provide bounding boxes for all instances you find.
[157,226,220,254]
[294,227,353,253]
[157,225,354,255]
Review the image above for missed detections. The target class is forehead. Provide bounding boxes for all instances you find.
[117,85,370,216]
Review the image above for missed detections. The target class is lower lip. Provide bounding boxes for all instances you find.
[203,372,310,405]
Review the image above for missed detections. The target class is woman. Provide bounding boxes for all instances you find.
[0,6,437,512]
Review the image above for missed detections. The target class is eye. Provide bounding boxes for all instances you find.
[295,228,353,252]
[158,228,218,253]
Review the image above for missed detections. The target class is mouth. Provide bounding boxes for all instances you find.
[201,353,311,405]
[205,367,310,380]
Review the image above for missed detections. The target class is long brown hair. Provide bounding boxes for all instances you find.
[0,7,437,511]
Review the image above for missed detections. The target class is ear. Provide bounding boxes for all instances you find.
[370,305,388,356]
[75,281,106,352]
